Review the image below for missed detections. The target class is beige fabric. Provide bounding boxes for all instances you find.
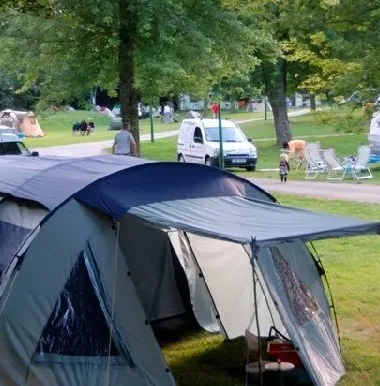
[0,110,44,137]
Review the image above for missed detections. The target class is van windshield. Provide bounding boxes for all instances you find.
[205,127,246,142]
[0,141,30,156]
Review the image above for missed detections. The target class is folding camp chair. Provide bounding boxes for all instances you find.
[304,143,326,179]
[322,149,353,180]
[352,146,373,180]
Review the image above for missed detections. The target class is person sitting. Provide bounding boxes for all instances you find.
[72,121,81,135]
[87,118,95,135]
[79,120,87,135]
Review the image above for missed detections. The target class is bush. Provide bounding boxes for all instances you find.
[313,106,367,134]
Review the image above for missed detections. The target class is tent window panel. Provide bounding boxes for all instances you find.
[34,252,120,359]
[0,221,31,273]
[270,247,321,326]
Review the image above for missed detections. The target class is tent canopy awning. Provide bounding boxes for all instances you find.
[0,155,379,248]
[128,196,380,247]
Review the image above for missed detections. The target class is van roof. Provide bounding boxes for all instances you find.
[0,133,20,143]
[181,118,237,128]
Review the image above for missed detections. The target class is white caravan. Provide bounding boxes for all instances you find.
[177,118,258,171]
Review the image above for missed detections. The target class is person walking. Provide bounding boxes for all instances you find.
[112,124,137,156]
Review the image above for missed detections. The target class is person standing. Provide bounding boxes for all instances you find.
[211,102,219,119]
[279,153,290,183]
[163,103,172,124]
[112,124,137,156]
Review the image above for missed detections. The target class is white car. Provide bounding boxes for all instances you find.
[0,132,38,156]
[177,118,257,171]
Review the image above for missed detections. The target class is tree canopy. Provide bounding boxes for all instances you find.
[1,0,380,146]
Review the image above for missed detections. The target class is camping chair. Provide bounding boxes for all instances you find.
[352,145,373,180]
[322,149,354,180]
[304,143,326,179]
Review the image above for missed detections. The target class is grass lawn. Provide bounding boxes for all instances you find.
[161,195,380,386]
[139,110,380,183]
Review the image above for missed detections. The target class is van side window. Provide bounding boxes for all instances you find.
[185,126,193,142]
[193,127,203,144]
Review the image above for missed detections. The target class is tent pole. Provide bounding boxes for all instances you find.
[106,220,121,386]
[252,259,264,386]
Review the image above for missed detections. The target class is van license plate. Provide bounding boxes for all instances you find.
[232,158,245,164]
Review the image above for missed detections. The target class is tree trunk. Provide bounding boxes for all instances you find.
[310,93,316,111]
[119,0,140,154]
[263,59,292,146]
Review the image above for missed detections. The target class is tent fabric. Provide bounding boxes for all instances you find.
[1,155,379,386]
[0,199,48,271]
[128,196,380,246]
[0,110,44,137]
[184,233,284,339]
[0,200,174,386]
[0,155,269,212]
[168,231,220,333]
[118,215,187,322]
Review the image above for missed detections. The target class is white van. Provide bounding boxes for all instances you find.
[177,118,257,171]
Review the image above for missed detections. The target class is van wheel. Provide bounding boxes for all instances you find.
[205,157,212,166]
[246,165,256,172]
[178,154,185,163]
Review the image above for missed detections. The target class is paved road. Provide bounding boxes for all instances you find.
[34,130,179,157]
[249,177,380,204]
[34,109,310,157]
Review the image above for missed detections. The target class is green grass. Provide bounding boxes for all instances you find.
[161,195,380,385]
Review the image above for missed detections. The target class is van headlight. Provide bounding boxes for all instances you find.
[214,148,220,157]
[249,147,257,157]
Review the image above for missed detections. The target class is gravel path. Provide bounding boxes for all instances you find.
[249,177,380,204]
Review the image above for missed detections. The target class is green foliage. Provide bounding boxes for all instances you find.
[0,0,265,108]
[313,106,367,134]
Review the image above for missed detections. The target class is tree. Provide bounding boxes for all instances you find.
[0,0,263,154]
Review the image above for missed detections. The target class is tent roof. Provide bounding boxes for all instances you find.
[0,155,378,247]
[0,155,265,211]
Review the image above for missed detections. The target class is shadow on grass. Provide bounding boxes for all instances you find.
[156,327,312,386]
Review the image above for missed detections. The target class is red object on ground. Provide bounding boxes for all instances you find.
[267,341,303,368]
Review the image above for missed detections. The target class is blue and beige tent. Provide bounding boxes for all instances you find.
[0,155,379,386]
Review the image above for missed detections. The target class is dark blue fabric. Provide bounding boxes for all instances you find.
[0,155,260,214]
[0,221,31,272]
[0,155,151,210]
[75,162,253,219]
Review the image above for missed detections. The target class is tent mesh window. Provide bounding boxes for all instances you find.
[270,247,321,326]
[34,252,120,358]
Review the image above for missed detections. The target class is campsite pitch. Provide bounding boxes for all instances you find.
[162,194,380,386]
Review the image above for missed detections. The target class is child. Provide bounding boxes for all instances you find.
[279,153,290,182]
